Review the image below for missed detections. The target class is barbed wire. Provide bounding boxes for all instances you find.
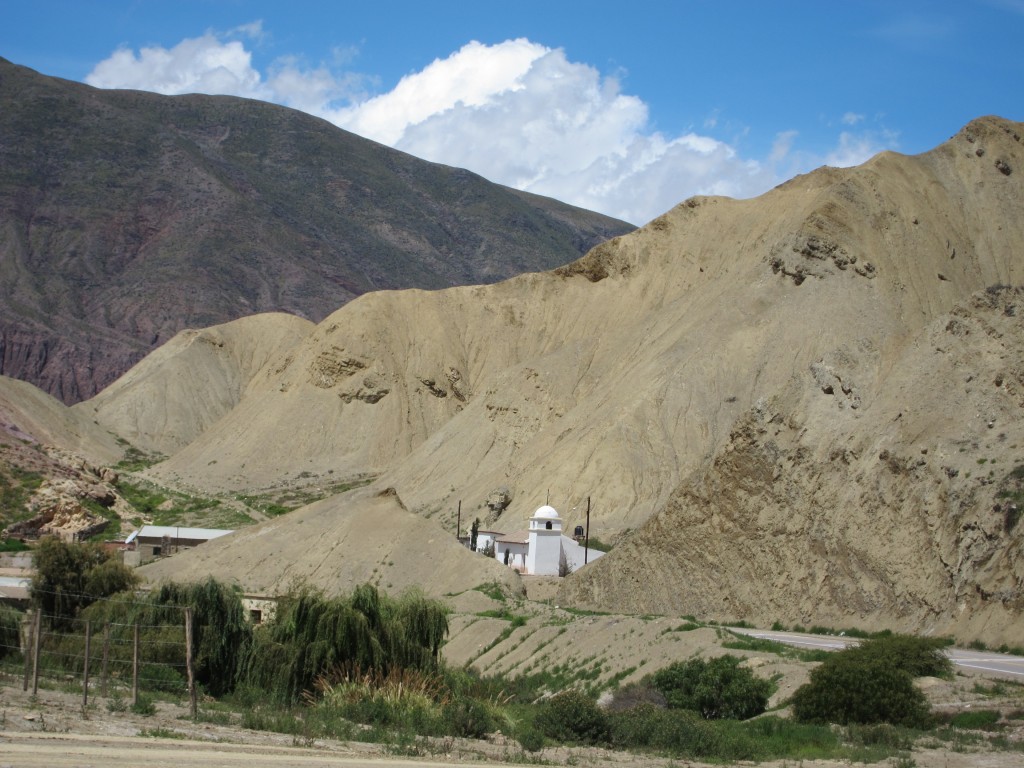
[25,584,192,611]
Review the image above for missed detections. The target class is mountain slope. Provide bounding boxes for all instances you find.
[0,57,634,403]
[72,313,314,456]
[71,115,1024,642]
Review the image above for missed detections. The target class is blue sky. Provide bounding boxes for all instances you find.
[3,1,1021,224]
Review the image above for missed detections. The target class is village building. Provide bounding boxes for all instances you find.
[124,525,233,565]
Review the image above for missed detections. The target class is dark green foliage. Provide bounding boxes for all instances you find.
[791,635,944,727]
[30,537,139,626]
[153,579,253,697]
[0,537,29,552]
[443,696,495,738]
[651,655,771,720]
[240,583,449,704]
[517,724,546,752]
[606,705,734,758]
[0,603,22,659]
[540,689,609,744]
[845,635,953,678]
[84,557,138,599]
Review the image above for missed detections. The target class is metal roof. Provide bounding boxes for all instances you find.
[136,525,233,541]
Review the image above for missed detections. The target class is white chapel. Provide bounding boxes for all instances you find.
[488,504,604,576]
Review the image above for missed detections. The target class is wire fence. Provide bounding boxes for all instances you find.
[0,605,198,714]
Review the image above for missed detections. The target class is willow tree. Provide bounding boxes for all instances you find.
[240,583,449,704]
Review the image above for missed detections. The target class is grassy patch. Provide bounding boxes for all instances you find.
[472,582,508,602]
[0,464,44,527]
[723,632,832,663]
[115,446,165,472]
[139,726,185,739]
[117,479,252,528]
[947,709,1002,731]
[235,476,374,518]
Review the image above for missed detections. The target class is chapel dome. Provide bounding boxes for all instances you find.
[533,505,560,519]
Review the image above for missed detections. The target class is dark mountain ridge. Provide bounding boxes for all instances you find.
[0,57,633,403]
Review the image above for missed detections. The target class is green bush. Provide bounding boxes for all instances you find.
[540,689,609,744]
[0,604,22,660]
[791,634,949,728]
[792,654,930,727]
[131,693,157,716]
[607,702,673,748]
[516,724,545,752]
[607,705,745,758]
[443,696,495,738]
[651,655,771,720]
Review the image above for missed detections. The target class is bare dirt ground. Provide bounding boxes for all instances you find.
[2,674,1023,768]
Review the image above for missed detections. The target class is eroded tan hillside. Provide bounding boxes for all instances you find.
[137,486,523,599]
[60,116,1024,641]
[73,313,314,456]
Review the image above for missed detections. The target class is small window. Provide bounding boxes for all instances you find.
[545,521,553,530]
[250,609,263,625]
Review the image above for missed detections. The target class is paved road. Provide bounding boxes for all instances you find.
[730,627,1024,681]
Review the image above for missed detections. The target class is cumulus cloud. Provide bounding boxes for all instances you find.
[85,31,889,224]
[86,32,269,99]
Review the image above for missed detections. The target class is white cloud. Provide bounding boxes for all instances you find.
[85,32,892,224]
[824,130,897,168]
[841,112,865,126]
[86,33,269,98]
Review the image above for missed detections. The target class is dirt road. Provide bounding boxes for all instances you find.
[0,732,496,768]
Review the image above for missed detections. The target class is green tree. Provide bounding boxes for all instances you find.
[790,635,945,727]
[30,537,138,626]
[240,583,449,704]
[152,578,253,697]
[541,689,609,744]
[470,518,480,551]
[652,655,771,720]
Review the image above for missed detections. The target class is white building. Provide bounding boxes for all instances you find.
[490,505,604,576]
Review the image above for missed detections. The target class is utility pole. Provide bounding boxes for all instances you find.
[456,500,461,541]
[584,496,591,565]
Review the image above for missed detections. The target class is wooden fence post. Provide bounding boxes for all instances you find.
[22,609,33,692]
[132,622,139,707]
[101,623,110,697]
[82,620,91,708]
[185,608,197,718]
[31,609,42,695]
